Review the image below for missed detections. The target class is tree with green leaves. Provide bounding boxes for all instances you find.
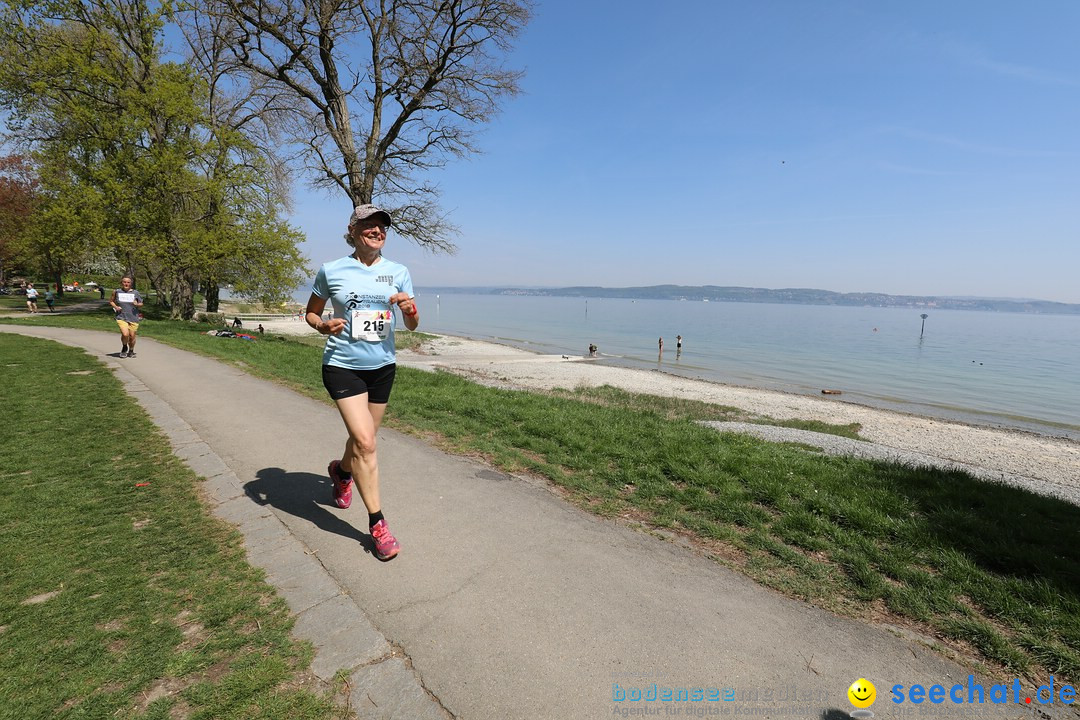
[0,0,309,317]
[23,147,116,296]
[178,4,305,311]
[0,154,39,285]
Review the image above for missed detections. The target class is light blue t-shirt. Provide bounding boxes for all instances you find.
[311,254,414,370]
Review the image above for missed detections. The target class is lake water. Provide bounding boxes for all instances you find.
[406,292,1080,440]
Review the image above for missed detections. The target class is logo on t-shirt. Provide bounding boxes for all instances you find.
[376,275,394,285]
[343,291,390,310]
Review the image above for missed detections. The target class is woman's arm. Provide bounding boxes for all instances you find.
[305,293,346,335]
[389,292,419,331]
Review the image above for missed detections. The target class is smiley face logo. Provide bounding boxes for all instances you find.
[847,678,876,709]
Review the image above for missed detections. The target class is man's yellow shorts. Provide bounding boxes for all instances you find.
[116,319,140,332]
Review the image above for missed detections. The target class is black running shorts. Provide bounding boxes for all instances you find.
[321,363,397,403]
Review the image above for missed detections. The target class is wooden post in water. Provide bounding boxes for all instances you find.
[920,313,928,338]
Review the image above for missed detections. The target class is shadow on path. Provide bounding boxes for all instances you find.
[244,466,376,555]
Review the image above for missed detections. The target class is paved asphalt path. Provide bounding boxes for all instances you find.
[3,323,1074,720]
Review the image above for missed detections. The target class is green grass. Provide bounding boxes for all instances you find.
[0,335,345,720]
[4,310,1080,684]
[217,301,303,314]
[547,384,864,439]
[385,371,1080,680]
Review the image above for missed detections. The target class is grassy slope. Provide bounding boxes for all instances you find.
[0,334,344,720]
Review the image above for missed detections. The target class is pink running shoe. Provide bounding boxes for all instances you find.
[328,460,352,509]
[370,519,400,561]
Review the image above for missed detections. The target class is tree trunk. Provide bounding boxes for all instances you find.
[169,273,196,320]
[44,252,62,297]
[144,266,168,307]
[204,281,220,313]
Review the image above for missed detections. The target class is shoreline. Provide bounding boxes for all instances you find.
[392,332,1080,497]
[428,330,1079,442]
[248,319,1080,496]
[411,328,1071,434]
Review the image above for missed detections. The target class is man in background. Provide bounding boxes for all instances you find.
[110,276,144,358]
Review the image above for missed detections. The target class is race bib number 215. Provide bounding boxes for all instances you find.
[351,309,392,341]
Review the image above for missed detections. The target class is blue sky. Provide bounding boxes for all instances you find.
[288,1,1080,303]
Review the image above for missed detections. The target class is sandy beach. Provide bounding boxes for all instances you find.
[257,318,1080,499]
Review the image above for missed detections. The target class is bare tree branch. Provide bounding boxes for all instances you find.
[179,0,530,251]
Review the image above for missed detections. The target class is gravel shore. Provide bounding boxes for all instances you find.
[394,334,1080,506]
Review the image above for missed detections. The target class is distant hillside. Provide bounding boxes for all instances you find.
[419,285,1080,315]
